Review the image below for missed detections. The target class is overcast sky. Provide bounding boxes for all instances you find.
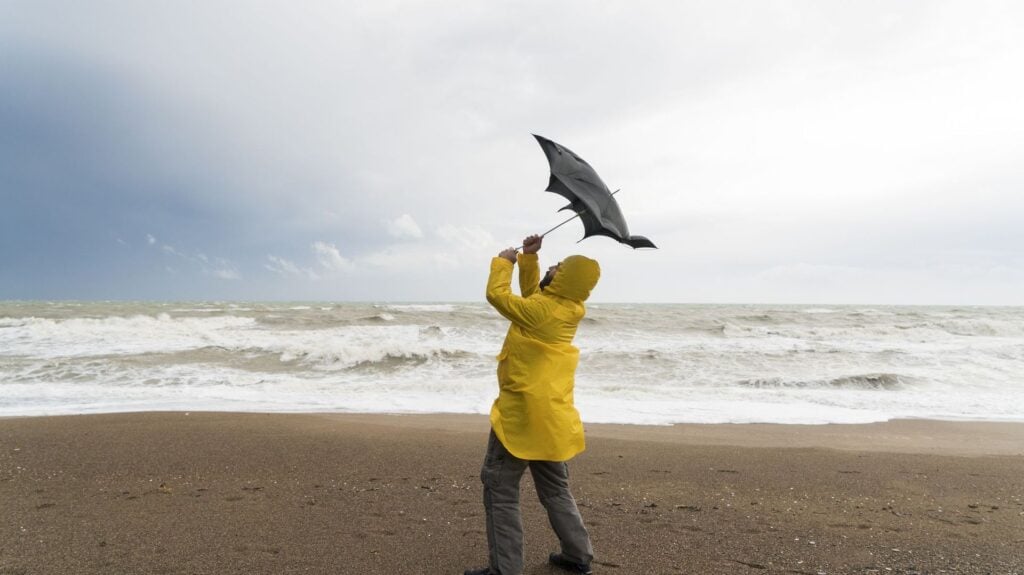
[2,1,1022,303]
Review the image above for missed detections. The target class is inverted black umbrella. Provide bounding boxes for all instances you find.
[531,134,656,249]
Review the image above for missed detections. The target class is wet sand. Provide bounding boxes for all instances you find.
[1,412,1022,574]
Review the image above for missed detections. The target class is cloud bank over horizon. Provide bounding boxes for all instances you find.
[2,1,1022,303]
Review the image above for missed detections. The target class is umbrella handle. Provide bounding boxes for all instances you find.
[514,189,619,250]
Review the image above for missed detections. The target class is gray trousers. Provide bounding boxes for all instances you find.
[480,430,594,575]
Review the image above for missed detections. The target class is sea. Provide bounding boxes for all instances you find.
[1,301,1022,425]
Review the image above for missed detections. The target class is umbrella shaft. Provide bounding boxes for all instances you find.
[514,189,619,250]
[539,212,579,237]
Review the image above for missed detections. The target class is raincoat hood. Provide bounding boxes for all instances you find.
[544,255,601,303]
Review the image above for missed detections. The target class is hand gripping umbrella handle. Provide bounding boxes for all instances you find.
[514,189,619,250]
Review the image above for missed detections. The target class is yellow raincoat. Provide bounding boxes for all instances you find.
[485,252,601,461]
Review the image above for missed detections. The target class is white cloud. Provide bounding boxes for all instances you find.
[161,244,186,257]
[359,245,430,270]
[337,224,497,274]
[433,252,461,269]
[151,238,245,281]
[209,257,241,280]
[386,214,423,239]
[312,241,353,271]
[213,268,241,280]
[436,224,494,252]
[265,255,319,280]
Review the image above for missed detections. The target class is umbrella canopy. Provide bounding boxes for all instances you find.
[534,134,656,249]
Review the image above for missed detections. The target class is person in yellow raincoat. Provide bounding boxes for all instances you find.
[464,234,599,575]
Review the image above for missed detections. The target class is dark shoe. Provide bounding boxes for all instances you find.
[549,553,593,574]
[463,568,495,575]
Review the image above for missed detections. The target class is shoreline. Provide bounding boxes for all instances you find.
[3,411,1022,456]
[2,412,1022,574]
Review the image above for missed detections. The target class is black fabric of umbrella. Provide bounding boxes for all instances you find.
[533,134,656,249]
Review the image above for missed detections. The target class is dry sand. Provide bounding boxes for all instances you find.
[1,412,1022,574]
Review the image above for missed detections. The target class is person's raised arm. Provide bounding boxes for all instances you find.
[518,234,542,298]
[487,246,544,329]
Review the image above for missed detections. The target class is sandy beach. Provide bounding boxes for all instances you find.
[1,413,1022,574]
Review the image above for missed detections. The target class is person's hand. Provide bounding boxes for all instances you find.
[498,247,518,263]
[522,234,543,254]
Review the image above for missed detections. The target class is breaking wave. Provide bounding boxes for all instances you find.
[377,304,458,313]
[271,340,478,371]
[3,302,1023,423]
[737,373,909,391]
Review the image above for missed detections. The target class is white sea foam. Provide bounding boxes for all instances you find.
[379,304,459,312]
[0,314,258,357]
[2,302,1022,423]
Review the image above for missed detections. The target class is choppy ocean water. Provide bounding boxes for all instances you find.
[1,301,1022,424]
